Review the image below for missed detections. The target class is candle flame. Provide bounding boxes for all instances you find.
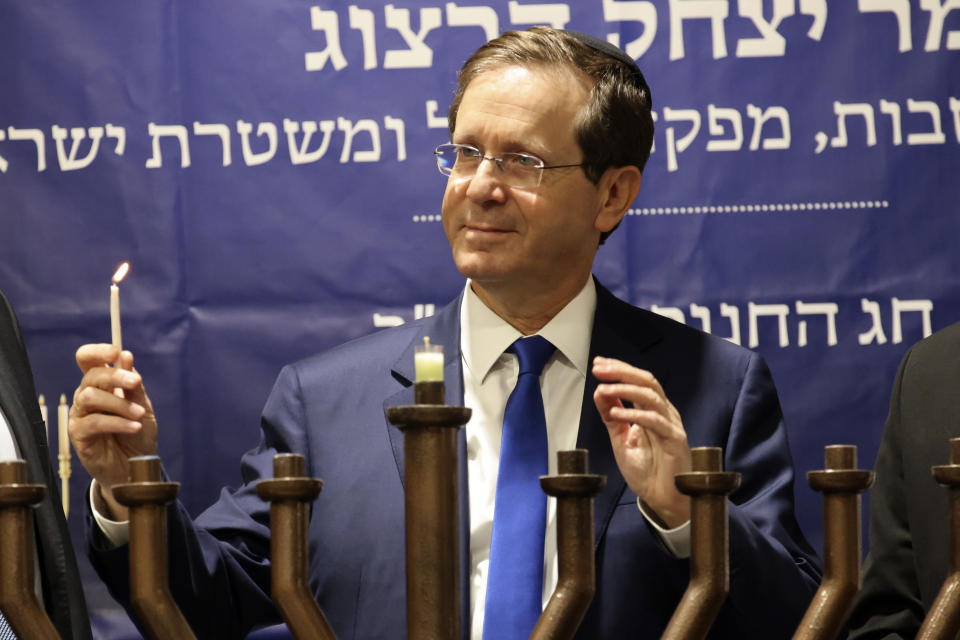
[423,336,431,348]
[112,262,130,284]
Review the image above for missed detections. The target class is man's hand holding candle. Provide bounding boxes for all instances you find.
[70,343,158,522]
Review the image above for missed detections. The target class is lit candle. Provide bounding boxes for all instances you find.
[414,336,444,382]
[110,261,130,365]
[58,393,71,518]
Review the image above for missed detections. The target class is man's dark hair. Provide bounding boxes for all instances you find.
[448,26,654,243]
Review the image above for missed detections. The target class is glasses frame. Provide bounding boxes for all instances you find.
[434,143,584,189]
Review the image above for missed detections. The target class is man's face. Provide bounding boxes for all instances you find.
[441,65,606,296]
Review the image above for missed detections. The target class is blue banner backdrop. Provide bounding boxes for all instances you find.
[1,0,958,634]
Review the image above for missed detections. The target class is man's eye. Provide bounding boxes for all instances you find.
[460,147,482,159]
[512,154,540,168]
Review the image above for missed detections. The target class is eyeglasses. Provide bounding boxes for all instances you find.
[434,143,584,189]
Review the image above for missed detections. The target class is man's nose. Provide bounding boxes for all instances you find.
[465,157,508,203]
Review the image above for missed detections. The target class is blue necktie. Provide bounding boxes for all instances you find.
[0,611,16,640]
[483,335,556,640]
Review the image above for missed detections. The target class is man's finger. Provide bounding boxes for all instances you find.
[76,343,120,373]
[72,385,146,422]
[70,413,143,441]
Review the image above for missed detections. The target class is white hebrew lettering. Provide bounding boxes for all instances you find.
[798,0,827,40]
[736,0,794,57]
[689,303,711,333]
[951,97,960,142]
[669,0,729,60]
[795,301,838,347]
[306,8,348,71]
[373,313,406,327]
[237,120,278,166]
[603,0,658,58]
[748,302,790,348]
[651,304,686,324]
[414,304,436,320]
[705,104,743,151]
[663,107,701,172]
[831,101,877,148]
[105,123,125,156]
[193,122,233,166]
[349,5,378,70]
[283,119,335,165]
[891,297,933,344]
[879,99,903,145]
[146,123,191,168]
[858,0,913,51]
[446,3,499,41]
[857,298,888,345]
[426,100,449,129]
[52,125,104,171]
[508,1,570,28]
[384,116,407,162]
[383,5,442,69]
[720,302,741,345]
[747,104,791,150]
[338,117,381,163]
[7,127,46,172]
[906,98,946,145]
[920,0,960,51]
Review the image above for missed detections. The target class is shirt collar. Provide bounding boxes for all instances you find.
[460,277,597,383]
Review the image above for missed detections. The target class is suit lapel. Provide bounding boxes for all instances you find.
[577,281,665,547]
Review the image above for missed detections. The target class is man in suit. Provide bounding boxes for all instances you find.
[70,27,820,638]
[845,321,960,638]
[0,288,92,639]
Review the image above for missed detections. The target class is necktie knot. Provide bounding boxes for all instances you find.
[508,335,555,377]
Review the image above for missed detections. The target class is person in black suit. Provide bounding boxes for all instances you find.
[0,288,92,639]
[846,321,960,638]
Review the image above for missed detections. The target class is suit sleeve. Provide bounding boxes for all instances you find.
[718,351,823,635]
[844,347,926,639]
[87,364,313,639]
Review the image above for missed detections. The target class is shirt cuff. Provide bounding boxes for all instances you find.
[637,497,691,558]
[89,479,131,547]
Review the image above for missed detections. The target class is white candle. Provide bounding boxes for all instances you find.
[110,262,129,364]
[58,394,69,459]
[38,393,48,429]
[414,336,444,382]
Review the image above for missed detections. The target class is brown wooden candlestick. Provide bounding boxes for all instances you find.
[385,380,471,640]
[916,437,960,640]
[661,447,741,640]
[256,453,336,640]
[530,449,606,640]
[112,455,197,640]
[793,445,874,640]
[0,459,59,639]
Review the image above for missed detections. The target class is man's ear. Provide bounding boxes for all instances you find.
[593,165,643,233]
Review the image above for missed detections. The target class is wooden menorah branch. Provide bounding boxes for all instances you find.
[256,453,336,640]
[385,380,471,640]
[530,449,606,640]
[661,447,741,640]
[0,459,59,639]
[916,437,960,640]
[793,445,874,640]
[112,455,197,640]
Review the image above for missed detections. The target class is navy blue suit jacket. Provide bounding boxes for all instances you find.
[90,281,820,638]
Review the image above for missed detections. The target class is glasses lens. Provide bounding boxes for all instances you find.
[501,153,543,188]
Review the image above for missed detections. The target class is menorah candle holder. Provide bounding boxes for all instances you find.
[385,379,471,640]
[256,453,336,640]
[917,437,960,640]
[530,449,606,640]
[661,447,741,640]
[793,445,874,640]
[0,459,59,639]
[112,455,197,640]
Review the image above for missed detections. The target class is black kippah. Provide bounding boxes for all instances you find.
[560,29,652,107]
